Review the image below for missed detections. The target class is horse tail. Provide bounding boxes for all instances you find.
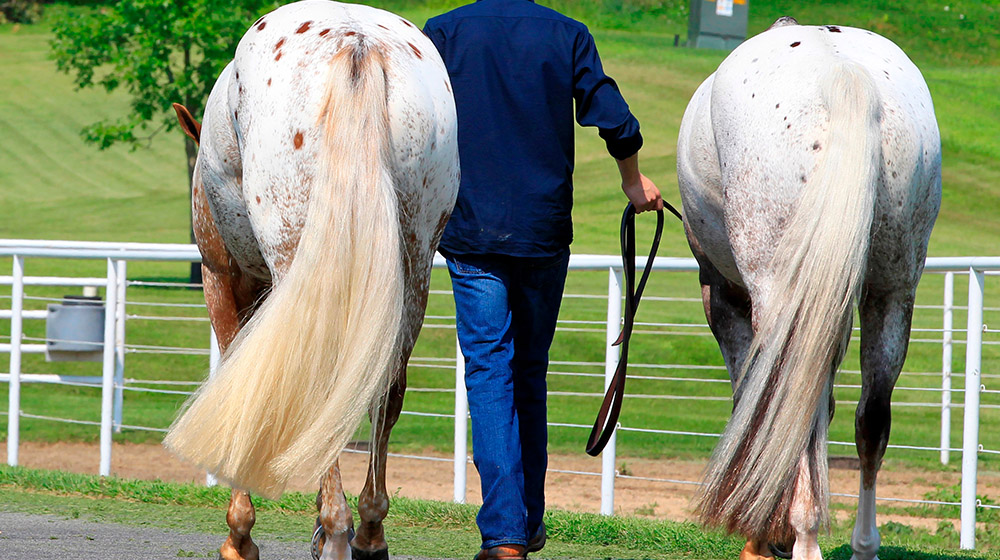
[165,40,403,499]
[696,61,882,542]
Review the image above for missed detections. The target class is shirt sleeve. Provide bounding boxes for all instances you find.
[422,19,446,56]
[572,28,643,160]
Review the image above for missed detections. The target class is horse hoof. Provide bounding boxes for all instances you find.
[768,543,793,559]
[350,546,389,560]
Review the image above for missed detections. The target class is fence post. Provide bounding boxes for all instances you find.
[7,255,24,467]
[206,328,220,487]
[960,268,985,549]
[99,258,119,477]
[600,267,623,516]
[941,271,954,465]
[454,336,468,503]
[113,260,127,433]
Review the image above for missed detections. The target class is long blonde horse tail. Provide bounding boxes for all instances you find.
[696,61,882,542]
[165,40,403,499]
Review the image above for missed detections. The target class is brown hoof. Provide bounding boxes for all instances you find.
[351,545,390,560]
[739,540,772,560]
[220,536,260,560]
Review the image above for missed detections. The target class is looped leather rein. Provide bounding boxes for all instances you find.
[586,202,674,456]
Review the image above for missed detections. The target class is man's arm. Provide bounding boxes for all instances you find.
[616,153,663,214]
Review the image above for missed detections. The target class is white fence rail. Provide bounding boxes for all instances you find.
[1,240,998,549]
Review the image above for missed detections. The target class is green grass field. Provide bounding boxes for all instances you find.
[1,0,999,554]
[4,465,1000,558]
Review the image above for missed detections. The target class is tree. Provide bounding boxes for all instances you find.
[51,0,277,282]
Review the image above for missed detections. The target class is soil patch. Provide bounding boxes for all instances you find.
[2,441,996,532]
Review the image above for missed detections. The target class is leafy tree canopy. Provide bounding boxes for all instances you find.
[51,0,277,150]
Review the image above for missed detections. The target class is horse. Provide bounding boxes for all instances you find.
[677,17,940,560]
[166,1,459,559]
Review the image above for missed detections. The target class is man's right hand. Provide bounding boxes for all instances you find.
[622,172,663,214]
[616,153,663,213]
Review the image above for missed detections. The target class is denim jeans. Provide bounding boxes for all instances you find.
[446,250,570,549]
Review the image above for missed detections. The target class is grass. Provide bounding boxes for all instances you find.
[0,0,998,555]
[0,0,997,463]
[4,464,1000,559]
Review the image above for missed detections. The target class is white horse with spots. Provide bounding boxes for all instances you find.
[678,18,940,560]
[166,1,458,559]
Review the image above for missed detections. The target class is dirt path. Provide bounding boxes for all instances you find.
[3,441,997,532]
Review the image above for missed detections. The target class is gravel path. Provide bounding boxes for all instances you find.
[0,510,307,559]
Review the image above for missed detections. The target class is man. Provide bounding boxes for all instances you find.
[424,2,662,558]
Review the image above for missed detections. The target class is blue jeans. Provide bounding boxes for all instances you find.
[446,250,569,549]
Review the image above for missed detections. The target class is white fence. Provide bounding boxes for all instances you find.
[1,240,998,549]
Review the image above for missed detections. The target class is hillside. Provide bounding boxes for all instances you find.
[0,1,997,256]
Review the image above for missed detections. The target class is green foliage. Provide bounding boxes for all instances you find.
[49,0,278,150]
[748,1,1000,67]
[1,0,44,24]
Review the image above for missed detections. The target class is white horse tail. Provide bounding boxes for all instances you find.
[697,62,882,542]
[165,39,403,499]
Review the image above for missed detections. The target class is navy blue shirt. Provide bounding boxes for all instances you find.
[424,0,643,257]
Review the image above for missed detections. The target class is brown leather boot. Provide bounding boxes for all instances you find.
[527,523,546,553]
[474,544,527,560]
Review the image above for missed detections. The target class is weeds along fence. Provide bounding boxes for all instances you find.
[1,240,998,549]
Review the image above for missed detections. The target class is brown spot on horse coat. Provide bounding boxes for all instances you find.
[790,41,801,48]
[256,20,267,31]
[275,51,282,61]
[400,18,414,28]
[345,31,357,37]
[267,78,272,86]
[408,43,423,59]
[275,38,285,50]
[319,28,331,36]
[296,21,312,34]
[293,131,304,149]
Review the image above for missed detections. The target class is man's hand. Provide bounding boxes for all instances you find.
[616,154,663,213]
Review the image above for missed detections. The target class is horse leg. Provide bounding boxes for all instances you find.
[197,183,270,560]
[350,356,408,560]
[314,460,355,560]
[686,226,753,392]
[205,263,268,560]
[690,229,782,560]
[850,288,914,560]
[220,490,259,560]
[788,447,825,560]
[208,266,265,560]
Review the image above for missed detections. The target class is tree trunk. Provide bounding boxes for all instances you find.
[185,136,203,286]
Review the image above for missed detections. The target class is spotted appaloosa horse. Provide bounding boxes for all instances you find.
[677,18,940,560]
[166,1,459,559]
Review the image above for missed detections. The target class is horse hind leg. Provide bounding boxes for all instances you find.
[314,460,355,560]
[199,194,270,560]
[686,225,753,393]
[789,429,828,560]
[221,490,259,560]
[851,287,915,560]
[350,354,409,560]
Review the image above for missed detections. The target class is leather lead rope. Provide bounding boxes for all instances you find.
[586,200,680,457]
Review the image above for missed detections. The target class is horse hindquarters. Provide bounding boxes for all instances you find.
[166,39,407,498]
[696,62,883,545]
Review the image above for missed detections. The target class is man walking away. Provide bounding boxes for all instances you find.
[424,2,663,558]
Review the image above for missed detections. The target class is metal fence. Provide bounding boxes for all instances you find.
[1,240,997,549]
